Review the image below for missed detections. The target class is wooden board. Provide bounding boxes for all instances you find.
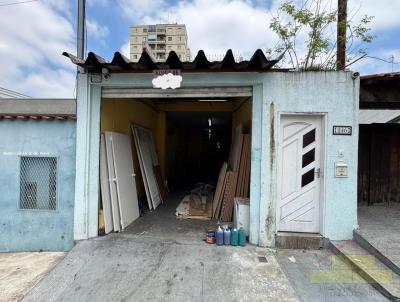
[176,193,213,220]
[243,135,251,197]
[236,134,251,197]
[228,125,243,171]
[213,162,228,217]
[107,131,140,230]
[214,172,228,219]
[100,134,113,234]
[219,171,238,222]
[104,132,121,232]
[132,125,162,209]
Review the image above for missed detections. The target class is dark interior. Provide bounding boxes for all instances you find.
[166,111,232,191]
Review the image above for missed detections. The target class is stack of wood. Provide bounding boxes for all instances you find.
[176,183,214,220]
[213,126,251,222]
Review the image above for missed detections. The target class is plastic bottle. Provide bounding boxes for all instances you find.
[216,226,224,246]
[223,226,231,245]
[231,228,239,246]
[238,227,247,247]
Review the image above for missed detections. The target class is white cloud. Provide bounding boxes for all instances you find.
[349,0,400,31]
[86,18,110,41]
[0,1,75,98]
[120,40,130,57]
[118,0,167,21]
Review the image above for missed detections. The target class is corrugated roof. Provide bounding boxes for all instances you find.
[361,72,400,81]
[63,49,284,73]
[0,98,76,120]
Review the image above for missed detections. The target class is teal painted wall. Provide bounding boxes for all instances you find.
[74,71,359,246]
[0,120,76,251]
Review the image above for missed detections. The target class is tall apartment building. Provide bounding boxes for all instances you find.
[130,24,191,63]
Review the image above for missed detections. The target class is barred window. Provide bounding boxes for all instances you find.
[19,157,57,210]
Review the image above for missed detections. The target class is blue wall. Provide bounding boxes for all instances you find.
[0,120,76,251]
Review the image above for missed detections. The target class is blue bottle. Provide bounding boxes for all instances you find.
[223,227,231,245]
[216,226,224,246]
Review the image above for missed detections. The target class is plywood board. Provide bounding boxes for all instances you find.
[100,134,113,234]
[213,162,228,217]
[132,125,162,209]
[106,131,140,230]
[104,132,121,232]
[220,171,238,222]
[243,135,251,197]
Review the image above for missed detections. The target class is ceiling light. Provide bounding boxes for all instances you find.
[208,118,212,127]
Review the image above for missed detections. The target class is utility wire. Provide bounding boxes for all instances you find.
[366,55,400,65]
[0,0,39,7]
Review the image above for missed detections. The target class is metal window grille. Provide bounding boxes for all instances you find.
[19,157,57,210]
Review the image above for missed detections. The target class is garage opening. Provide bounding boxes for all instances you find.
[98,94,252,236]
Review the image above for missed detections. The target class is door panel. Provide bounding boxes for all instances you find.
[278,115,322,233]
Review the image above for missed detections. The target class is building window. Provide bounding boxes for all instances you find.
[134,55,137,59]
[168,46,172,49]
[133,45,138,49]
[168,37,172,41]
[143,28,147,33]
[179,36,182,41]
[19,157,57,210]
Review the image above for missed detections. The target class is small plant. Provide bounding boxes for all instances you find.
[267,0,374,70]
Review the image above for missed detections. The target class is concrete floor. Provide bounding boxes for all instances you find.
[23,192,299,302]
[0,252,65,302]
[358,204,400,269]
[276,249,389,302]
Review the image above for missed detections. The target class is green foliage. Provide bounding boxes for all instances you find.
[267,0,374,70]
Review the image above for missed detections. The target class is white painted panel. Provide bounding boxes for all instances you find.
[109,132,140,229]
[99,134,113,234]
[281,140,298,198]
[132,125,162,209]
[283,122,310,141]
[132,129,153,210]
[104,132,121,232]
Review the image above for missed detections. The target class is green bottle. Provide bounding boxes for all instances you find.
[231,228,239,246]
[238,228,247,247]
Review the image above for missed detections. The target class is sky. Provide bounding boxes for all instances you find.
[0,0,399,98]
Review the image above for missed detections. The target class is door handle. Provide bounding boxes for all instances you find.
[315,168,321,179]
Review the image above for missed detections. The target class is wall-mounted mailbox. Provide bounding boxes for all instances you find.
[335,161,348,177]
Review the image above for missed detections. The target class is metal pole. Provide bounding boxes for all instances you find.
[336,0,347,70]
[77,0,85,72]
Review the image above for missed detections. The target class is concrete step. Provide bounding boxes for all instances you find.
[354,229,400,277]
[275,232,327,250]
[329,240,400,301]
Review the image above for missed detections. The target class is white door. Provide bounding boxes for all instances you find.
[105,131,140,230]
[277,115,322,233]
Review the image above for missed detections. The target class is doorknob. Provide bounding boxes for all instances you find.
[315,168,321,179]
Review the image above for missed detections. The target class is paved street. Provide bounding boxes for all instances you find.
[23,195,299,302]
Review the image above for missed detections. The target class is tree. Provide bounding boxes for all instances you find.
[267,0,374,71]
